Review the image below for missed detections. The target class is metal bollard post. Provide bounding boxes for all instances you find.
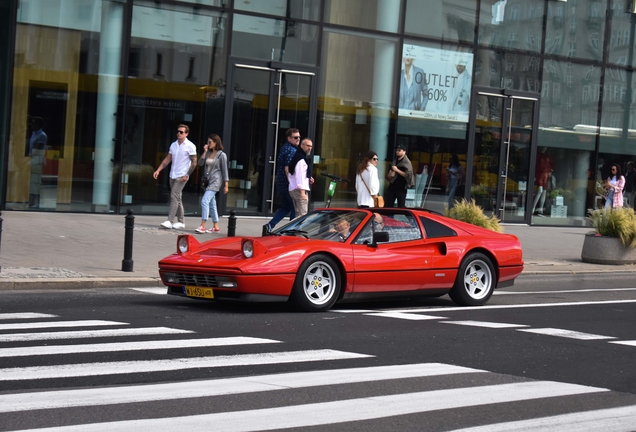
[122,209,134,272]
[227,210,236,237]
[0,211,3,273]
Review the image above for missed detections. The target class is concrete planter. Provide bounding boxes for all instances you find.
[581,234,636,265]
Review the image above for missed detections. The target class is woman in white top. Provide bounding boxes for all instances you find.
[355,150,380,208]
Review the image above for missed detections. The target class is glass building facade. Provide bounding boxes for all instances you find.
[2,0,636,227]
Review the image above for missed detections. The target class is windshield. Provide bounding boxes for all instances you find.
[272,210,368,242]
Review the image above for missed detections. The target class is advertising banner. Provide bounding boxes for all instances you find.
[398,44,473,123]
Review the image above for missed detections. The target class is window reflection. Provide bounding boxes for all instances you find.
[535,59,600,223]
[598,69,636,209]
[478,0,544,52]
[234,0,320,21]
[474,49,541,93]
[324,0,400,32]
[608,3,636,67]
[405,0,477,44]
[545,0,607,61]
[231,14,318,65]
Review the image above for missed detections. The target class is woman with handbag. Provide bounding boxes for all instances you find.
[355,150,381,208]
[195,134,229,233]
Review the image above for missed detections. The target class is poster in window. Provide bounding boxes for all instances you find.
[398,44,473,123]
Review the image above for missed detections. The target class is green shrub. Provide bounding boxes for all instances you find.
[444,199,503,233]
[587,207,636,248]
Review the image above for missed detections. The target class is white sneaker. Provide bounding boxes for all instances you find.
[172,222,186,229]
[160,220,173,229]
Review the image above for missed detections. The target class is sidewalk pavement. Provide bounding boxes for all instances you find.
[0,211,634,290]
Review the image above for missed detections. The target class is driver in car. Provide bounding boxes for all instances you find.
[326,218,352,242]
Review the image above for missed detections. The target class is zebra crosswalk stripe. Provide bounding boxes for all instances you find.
[8,381,608,432]
[0,363,484,413]
[0,313,58,320]
[0,337,280,358]
[449,404,636,432]
[0,349,373,381]
[0,327,193,342]
[0,320,128,331]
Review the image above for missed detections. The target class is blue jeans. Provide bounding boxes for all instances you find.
[447,177,458,208]
[605,189,614,210]
[268,184,295,228]
[201,190,219,222]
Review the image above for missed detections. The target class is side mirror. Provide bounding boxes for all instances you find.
[372,231,389,246]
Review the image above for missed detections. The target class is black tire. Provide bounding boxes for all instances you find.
[290,254,342,312]
[449,252,495,306]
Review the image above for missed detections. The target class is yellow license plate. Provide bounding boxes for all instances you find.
[185,286,214,299]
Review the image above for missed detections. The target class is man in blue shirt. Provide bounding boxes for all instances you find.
[264,128,301,232]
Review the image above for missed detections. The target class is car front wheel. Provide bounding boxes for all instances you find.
[291,254,341,312]
[449,252,495,306]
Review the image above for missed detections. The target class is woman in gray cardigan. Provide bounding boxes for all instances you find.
[195,134,229,233]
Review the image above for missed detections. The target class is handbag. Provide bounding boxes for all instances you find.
[200,173,210,189]
[360,173,383,208]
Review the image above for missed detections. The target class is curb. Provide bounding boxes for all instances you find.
[0,277,163,290]
[1,269,635,291]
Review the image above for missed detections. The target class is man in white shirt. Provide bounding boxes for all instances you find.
[153,124,197,229]
[288,138,313,219]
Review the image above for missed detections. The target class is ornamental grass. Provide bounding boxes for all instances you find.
[586,207,636,248]
[444,199,503,233]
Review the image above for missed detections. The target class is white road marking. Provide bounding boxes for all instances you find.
[130,288,166,295]
[364,312,447,321]
[0,363,485,413]
[332,309,376,313]
[517,328,616,340]
[0,313,58,320]
[0,337,280,358]
[0,327,193,342]
[495,288,636,295]
[0,349,373,381]
[0,320,128,331]
[333,299,636,314]
[13,381,606,431]
[610,340,636,347]
[450,404,636,432]
[442,320,529,329]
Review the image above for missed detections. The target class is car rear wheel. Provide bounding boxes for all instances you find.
[291,254,341,312]
[449,252,495,306]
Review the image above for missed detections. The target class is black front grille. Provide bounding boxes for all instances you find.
[174,273,218,287]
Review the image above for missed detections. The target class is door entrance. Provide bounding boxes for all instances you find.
[224,62,316,215]
[469,89,539,223]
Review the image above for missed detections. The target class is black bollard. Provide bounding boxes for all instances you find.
[122,209,134,272]
[0,211,2,273]
[227,210,236,237]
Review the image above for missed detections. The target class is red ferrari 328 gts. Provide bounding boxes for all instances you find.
[159,208,523,312]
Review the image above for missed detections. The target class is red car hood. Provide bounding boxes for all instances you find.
[159,235,310,272]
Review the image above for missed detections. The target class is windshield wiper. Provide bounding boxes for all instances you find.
[279,229,309,238]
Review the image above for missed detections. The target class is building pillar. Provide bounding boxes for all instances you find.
[93,1,124,212]
[370,0,398,184]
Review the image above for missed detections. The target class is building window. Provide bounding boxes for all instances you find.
[568,42,576,57]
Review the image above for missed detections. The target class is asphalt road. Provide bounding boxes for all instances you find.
[1,273,636,431]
